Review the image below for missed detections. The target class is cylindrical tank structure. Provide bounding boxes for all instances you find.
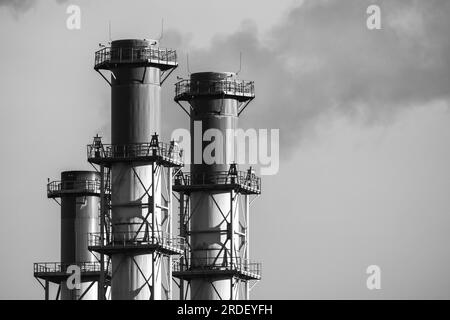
[174,71,261,300]
[109,39,162,300]
[59,170,101,300]
[189,72,238,299]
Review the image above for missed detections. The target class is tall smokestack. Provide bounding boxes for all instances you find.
[58,171,101,300]
[173,72,262,300]
[34,170,105,300]
[87,38,184,300]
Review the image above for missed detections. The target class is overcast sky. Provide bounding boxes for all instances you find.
[0,0,450,299]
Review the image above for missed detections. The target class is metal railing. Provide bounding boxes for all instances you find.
[34,262,110,274]
[95,46,177,68]
[175,79,255,99]
[87,141,183,164]
[173,257,261,277]
[47,179,106,196]
[88,230,185,252]
[174,171,260,191]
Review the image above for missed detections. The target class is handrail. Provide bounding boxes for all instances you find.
[95,46,177,68]
[88,230,185,251]
[47,179,108,195]
[173,257,261,276]
[33,261,110,273]
[175,79,255,99]
[87,141,184,164]
[174,171,260,191]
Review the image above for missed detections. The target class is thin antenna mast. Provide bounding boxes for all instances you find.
[108,21,112,43]
[186,54,191,75]
[158,19,164,41]
[236,52,242,75]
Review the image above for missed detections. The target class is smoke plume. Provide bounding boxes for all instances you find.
[0,0,67,17]
[164,0,450,156]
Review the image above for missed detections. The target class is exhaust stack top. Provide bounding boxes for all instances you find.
[88,38,183,300]
[173,71,261,300]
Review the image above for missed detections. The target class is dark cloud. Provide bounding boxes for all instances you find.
[0,0,35,15]
[0,0,68,17]
[163,0,450,156]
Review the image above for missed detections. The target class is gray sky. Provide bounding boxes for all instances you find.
[0,0,449,299]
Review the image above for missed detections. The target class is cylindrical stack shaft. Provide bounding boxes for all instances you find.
[59,171,100,300]
[109,39,162,300]
[174,71,261,300]
[189,72,239,299]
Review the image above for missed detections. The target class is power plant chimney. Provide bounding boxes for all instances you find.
[34,171,108,300]
[87,39,184,300]
[173,72,262,300]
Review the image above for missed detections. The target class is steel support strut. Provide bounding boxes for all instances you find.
[98,164,106,300]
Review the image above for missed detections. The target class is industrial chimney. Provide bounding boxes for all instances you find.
[34,171,108,300]
[173,72,262,300]
[87,39,184,300]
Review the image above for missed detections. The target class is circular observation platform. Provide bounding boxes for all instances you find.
[87,141,184,168]
[47,171,106,198]
[94,39,178,71]
[173,170,261,195]
[174,72,255,102]
[33,261,111,284]
[172,258,261,281]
